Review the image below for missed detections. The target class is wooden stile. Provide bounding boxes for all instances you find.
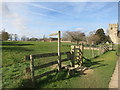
[70,46,75,67]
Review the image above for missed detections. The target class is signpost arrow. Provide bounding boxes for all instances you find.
[49,32,58,36]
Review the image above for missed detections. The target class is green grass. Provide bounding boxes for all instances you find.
[33,51,117,88]
[2,41,71,88]
[1,41,117,88]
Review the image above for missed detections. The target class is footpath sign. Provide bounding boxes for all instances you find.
[49,31,61,71]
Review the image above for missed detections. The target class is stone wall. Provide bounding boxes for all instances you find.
[108,24,119,44]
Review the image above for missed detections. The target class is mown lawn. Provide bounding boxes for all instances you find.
[1,41,117,88]
[35,51,117,88]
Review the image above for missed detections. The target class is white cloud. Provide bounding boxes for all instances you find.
[30,11,48,17]
[2,3,28,31]
[12,17,27,30]
[84,3,107,12]
[68,2,87,14]
[27,3,69,16]
[1,3,18,18]
[75,28,84,31]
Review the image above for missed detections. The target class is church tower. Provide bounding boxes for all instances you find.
[108,24,119,44]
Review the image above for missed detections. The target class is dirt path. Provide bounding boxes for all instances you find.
[109,56,119,89]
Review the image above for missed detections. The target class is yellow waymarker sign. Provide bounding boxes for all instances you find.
[49,32,58,36]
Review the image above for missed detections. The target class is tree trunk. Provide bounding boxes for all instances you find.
[77,41,79,46]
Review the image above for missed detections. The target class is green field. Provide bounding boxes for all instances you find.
[1,41,118,88]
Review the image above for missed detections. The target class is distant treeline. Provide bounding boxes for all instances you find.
[0,28,113,45]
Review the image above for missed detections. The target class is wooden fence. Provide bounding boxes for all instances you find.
[24,51,71,84]
[24,44,111,85]
[86,44,110,58]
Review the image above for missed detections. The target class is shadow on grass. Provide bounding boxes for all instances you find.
[19,69,86,88]
[2,46,33,52]
[2,41,34,46]
[83,55,108,69]
[19,53,108,88]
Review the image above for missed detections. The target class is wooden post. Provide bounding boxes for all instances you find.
[49,31,61,71]
[30,55,35,86]
[89,44,91,56]
[94,45,96,57]
[81,43,84,53]
[100,46,101,55]
[92,41,95,58]
[70,46,75,67]
[98,45,100,56]
[81,43,84,65]
[58,31,61,71]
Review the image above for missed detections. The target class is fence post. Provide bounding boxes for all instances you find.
[81,44,84,65]
[70,46,75,67]
[98,45,100,56]
[30,55,35,86]
[92,42,95,58]
[89,44,91,56]
[101,45,102,54]
[58,31,61,71]
[81,43,84,53]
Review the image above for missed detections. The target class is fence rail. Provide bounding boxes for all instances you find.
[24,51,71,85]
[25,52,70,60]
[34,58,69,70]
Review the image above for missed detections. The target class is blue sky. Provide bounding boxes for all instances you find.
[1,2,118,38]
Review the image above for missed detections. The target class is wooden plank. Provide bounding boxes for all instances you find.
[70,46,75,67]
[35,69,58,79]
[61,58,69,62]
[49,32,58,36]
[33,53,57,59]
[24,55,30,61]
[34,58,69,70]
[25,52,69,60]
[34,61,58,70]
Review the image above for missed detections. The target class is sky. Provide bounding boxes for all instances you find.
[1,1,118,39]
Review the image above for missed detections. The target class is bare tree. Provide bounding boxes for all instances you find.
[14,34,18,41]
[63,31,86,45]
[9,34,13,41]
[21,35,27,41]
[87,34,100,45]
[62,31,72,41]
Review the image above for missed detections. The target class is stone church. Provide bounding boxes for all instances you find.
[108,24,120,44]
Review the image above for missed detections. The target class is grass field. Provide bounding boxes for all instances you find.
[1,41,118,88]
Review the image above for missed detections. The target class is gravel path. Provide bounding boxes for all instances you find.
[109,56,119,89]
